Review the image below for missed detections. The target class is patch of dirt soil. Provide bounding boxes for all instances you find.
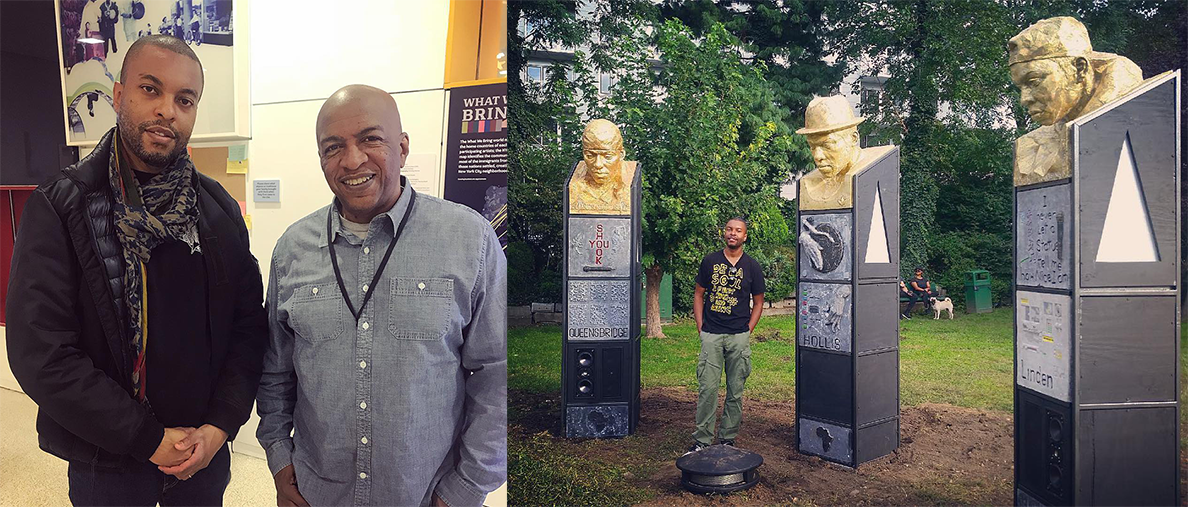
[512,387,1016,506]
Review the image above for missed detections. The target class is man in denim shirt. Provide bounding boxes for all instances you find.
[256,85,507,507]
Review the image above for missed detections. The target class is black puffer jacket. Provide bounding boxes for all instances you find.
[5,128,267,467]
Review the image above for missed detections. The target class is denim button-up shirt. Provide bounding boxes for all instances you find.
[257,184,506,507]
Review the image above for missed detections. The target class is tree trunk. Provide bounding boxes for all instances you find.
[645,264,665,338]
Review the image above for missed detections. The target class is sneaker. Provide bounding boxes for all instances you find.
[685,441,708,455]
[900,313,910,320]
[720,439,735,447]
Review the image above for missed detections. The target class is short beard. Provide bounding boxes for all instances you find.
[117,117,188,169]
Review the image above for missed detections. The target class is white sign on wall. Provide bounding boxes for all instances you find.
[253,179,280,202]
[403,153,440,198]
[1016,290,1072,402]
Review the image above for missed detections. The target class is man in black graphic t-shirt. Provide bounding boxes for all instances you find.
[689,218,765,453]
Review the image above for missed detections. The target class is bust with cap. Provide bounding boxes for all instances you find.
[1009,16,1143,186]
[797,95,891,210]
[569,119,637,215]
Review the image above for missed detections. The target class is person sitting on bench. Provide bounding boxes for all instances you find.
[902,267,936,319]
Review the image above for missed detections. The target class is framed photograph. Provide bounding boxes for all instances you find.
[53,0,250,146]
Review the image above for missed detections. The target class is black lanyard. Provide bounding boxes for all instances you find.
[327,187,417,322]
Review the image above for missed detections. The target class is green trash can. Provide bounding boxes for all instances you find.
[964,270,992,314]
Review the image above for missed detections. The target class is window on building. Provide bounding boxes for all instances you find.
[599,72,615,94]
[859,84,884,114]
[526,64,545,87]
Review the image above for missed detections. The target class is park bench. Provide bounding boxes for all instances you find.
[899,283,946,316]
[530,302,564,324]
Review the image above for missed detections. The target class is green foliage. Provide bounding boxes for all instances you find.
[748,245,797,306]
[930,231,1012,307]
[615,20,804,320]
[509,1,811,310]
[660,0,844,141]
[509,0,1186,309]
[825,0,1184,307]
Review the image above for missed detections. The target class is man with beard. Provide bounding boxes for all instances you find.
[257,85,506,507]
[689,217,765,453]
[6,35,266,505]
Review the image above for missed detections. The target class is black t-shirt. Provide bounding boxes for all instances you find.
[696,250,765,334]
[910,276,930,293]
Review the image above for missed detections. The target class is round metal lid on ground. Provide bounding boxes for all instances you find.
[676,444,763,494]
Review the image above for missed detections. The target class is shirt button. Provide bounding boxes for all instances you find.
[359,360,367,369]
[362,322,370,330]
[362,284,369,293]
[364,247,370,254]
[360,401,367,409]
[311,287,319,295]
[360,436,368,444]
[359,472,367,479]
[418,282,426,290]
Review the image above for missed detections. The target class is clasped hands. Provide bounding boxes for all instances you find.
[149,424,228,481]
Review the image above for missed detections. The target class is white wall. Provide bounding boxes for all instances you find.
[250,0,450,105]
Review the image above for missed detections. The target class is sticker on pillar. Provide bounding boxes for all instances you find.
[1015,291,1071,402]
[567,280,631,340]
[863,184,890,264]
[1016,184,1071,289]
[798,417,852,464]
[798,282,852,352]
[567,217,631,277]
[799,213,852,281]
[1096,133,1159,263]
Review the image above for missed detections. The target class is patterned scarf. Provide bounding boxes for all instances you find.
[107,133,201,401]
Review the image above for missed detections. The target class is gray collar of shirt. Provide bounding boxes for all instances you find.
[323,176,414,248]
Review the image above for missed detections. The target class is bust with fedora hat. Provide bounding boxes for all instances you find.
[1008,16,1143,186]
[797,95,888,210]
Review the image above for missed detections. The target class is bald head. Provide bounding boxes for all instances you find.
[316,84,403,142]
[315,84,410,224]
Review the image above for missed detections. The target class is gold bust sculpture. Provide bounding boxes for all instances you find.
[569,119,637,215]
[797,95,892,210]
[1009,16,1143,186]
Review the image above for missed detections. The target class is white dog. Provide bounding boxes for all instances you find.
[930,297,954,319]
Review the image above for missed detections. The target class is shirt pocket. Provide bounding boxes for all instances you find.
[288,284,345,343]
[388,277,453,341]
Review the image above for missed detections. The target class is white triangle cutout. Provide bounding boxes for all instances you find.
[864,184,891,264]
[1096,133,1159,262]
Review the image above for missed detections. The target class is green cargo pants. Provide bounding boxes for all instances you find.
[693,330,752,445]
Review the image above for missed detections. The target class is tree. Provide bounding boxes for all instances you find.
[826,0,1024,287]
[510,0,805,337]
[659,0,844,144]
[617,20,800,337]
[507,1,586,304]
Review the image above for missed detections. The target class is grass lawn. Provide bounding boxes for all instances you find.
[509,310,1188,505]
[512,309,1016,411]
